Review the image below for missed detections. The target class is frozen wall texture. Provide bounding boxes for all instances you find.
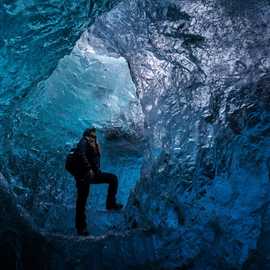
[1,0,270,269]
[86,0,270,269]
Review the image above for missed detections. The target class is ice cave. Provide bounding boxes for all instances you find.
[0,0,270,269]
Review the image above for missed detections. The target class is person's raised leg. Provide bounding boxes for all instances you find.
[91,172,123,210]
[75,178,90,235]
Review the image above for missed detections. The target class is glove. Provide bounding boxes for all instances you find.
[88,169,95,179]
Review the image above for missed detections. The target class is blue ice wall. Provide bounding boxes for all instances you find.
[87,0,270,268]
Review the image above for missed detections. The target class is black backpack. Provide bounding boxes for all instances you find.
[65,147,79,176]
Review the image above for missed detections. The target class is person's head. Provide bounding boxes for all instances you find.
[83,127,97,141]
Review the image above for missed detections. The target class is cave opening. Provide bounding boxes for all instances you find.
[6,30,146,236]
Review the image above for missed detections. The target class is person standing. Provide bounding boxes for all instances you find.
[74,127,123,236]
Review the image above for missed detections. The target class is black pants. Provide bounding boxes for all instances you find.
[75,171,118,232]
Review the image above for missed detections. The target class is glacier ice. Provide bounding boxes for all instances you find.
[1,0,270,269]
[86,0,270,269]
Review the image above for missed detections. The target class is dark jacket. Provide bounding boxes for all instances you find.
[76,136,101,177]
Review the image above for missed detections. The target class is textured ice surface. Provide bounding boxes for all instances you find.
[0,0,118,106]
[1,0,270,269]
[86,0,270,269]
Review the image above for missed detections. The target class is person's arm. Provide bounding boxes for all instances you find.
[97,143,101,172]
[77,138,94,177]
[96,142,101,156]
